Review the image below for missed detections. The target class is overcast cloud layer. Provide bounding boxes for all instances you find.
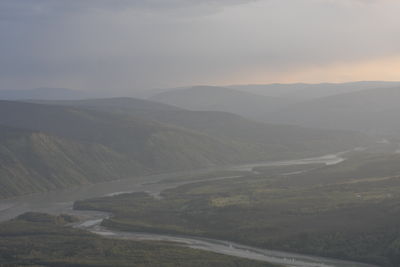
[1,0,399,93]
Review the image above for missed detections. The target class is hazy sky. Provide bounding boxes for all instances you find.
[1,0,400,93]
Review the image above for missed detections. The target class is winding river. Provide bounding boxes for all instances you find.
[0,152,378,267]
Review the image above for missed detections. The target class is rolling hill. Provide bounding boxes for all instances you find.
[30,97,370,159]
[270,87,400,136]
[149,85,288,122]
[229,81,400,100]
[0,100,256,171]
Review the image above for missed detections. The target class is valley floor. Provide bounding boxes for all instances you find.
[0,212,275,267]
[75,153,400,267]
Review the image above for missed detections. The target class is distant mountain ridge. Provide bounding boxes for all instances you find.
[31,97,182,114]
[270,87,400,135]
[148,83,400,137]
[228,81,400,100]
[149,83,400,124]
[149,85,289,122]
[0,87,91,100]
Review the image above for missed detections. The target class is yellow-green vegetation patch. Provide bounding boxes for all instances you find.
[210,195,250,207]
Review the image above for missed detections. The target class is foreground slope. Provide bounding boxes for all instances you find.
[0,212,273,267]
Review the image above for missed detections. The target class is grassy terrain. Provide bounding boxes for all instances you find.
[0,212,275,267]
[0,101,261,199]
[0,100,252,171]
[0,126,145,198]
[75,153,400,267]
[35,97,371,159]
[0,99,369,198]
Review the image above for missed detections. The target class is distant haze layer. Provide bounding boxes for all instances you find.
[1,0,400,93]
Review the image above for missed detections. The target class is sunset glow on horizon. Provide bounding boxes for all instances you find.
[218,56,400,86]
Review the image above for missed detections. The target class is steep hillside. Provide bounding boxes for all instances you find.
[132,109,368,157]
[0,99,370,198]
[0,126,144,198]
[150,85,287,122]
[31,98,370,159]
[0,101,277,198]
[0,100,254,172]
[271,87,400,135]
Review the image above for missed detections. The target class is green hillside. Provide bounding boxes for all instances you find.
[0,101,261,198]
[0,100,252,170]
[0,99,369,198]
[0,126,144,198]
[30,97,370,159]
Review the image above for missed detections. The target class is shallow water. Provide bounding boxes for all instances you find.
[75,221,377,267]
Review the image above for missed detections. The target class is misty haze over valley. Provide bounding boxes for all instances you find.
[1,1,400,267]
